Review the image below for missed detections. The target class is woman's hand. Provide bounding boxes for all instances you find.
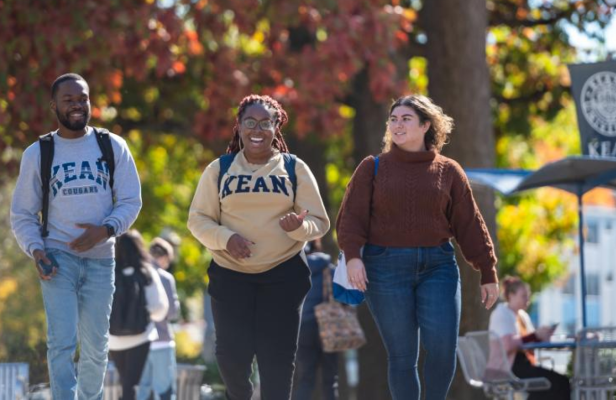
[481,282,499,309]
[279,210,309,232]
[226,234,255,260]
[347,258,368,292]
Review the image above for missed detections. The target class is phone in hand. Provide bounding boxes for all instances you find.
[38,253,59,276]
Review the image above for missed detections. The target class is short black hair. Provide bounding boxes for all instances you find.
[51,73,87,99]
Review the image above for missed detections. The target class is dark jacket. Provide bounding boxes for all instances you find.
[302,252,333,322]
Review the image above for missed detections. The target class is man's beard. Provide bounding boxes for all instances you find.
[56,108,91,131]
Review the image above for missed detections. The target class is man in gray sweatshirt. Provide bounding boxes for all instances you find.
[10,73,142,400]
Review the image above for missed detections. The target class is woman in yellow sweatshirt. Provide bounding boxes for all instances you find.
[188,94,330,400]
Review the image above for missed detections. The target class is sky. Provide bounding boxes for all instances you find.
[566,16,616,61]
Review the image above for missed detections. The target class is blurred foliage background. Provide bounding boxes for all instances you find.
[1,0,614,397]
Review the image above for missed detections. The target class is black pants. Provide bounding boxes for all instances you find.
[208,253,311,400]
[512,352,571,400]
[292,319,339,400]
[109,341,150,400]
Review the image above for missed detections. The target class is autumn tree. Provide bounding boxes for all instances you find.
[1,0,613,395]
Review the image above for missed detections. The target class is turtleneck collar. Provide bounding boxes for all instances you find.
[390,144,437,163]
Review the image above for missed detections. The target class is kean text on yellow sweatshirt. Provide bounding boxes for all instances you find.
[188,150,330,273]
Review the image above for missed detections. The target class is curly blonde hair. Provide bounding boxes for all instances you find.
[382,95,454,153]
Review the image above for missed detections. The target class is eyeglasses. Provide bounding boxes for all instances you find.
[242,118,275,131]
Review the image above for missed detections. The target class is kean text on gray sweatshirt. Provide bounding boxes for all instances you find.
[11,127,142,259]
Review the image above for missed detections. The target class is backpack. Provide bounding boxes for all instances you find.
[109,269,150,336]
[39,128,115,237]
[217,152,298,201]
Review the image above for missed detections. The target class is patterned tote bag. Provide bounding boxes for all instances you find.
[315,268,367,353]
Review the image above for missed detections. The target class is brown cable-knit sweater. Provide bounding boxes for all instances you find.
[336,144,498,284]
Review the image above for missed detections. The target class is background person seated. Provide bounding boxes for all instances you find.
[489,276,570,400]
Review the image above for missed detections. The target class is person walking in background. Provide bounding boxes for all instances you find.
[137,237,181,400]
[109,230,169,400]
[292,239,339,400]
[10,73,142,400]
[489,276,570,399]
[188,94,330,400]
[336,95,499,400]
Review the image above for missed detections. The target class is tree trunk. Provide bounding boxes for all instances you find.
[423,0,497,399]
[286,134,339,256]
[349,67,389,165]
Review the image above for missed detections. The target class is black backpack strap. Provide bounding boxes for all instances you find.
[217,153,237,192]
[39,133,55,238]
[282,153,297,202]
[93,128,115,190]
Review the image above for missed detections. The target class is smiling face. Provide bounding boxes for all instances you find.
[239,103,276,162]
[51,79,91,132]
[387,105,430,152]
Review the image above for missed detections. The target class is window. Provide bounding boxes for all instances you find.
[563,274,600,296]
[586,273,600,296]
[563,275,576,295]
[586,220,599,244]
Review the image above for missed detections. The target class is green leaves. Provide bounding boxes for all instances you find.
[128,130,215,297]
[496,101,585,292]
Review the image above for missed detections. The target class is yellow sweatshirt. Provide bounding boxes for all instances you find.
[188,150,330,273]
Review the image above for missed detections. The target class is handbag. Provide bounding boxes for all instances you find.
[314,268,367,353]
[332,251,365,305]
[333,155,379,305]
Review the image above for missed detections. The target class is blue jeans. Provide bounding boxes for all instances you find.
[363,242,461,400]
[293,320,338,400]
[137,346,177,400]
[40,248,115,400]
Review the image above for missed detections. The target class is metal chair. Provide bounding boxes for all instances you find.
[103,361,122,400]
[0,363,29,400]
[573,326,616,400]
[177,363,206,400]
[457,331,551,400]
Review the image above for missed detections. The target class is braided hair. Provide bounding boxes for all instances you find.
[226,95,290,154]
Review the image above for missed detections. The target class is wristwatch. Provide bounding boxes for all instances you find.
[103,223,116,238]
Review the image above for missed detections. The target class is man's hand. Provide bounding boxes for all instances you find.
[68,223,108,252]
[279,210,309,232]
[226,234,255,260]
[33,249,56,280]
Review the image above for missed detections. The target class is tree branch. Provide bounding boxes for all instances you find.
[488,0,594,29]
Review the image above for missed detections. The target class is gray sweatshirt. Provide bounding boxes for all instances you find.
[10,127,142,259]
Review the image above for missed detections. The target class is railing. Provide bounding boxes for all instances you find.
[177,364,206,400]
[0,363,29,400]
[573,326,616,400]
[5,362,208,399]
[102,363,206,400]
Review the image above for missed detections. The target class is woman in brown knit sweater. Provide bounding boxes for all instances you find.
[336,95,499,400]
